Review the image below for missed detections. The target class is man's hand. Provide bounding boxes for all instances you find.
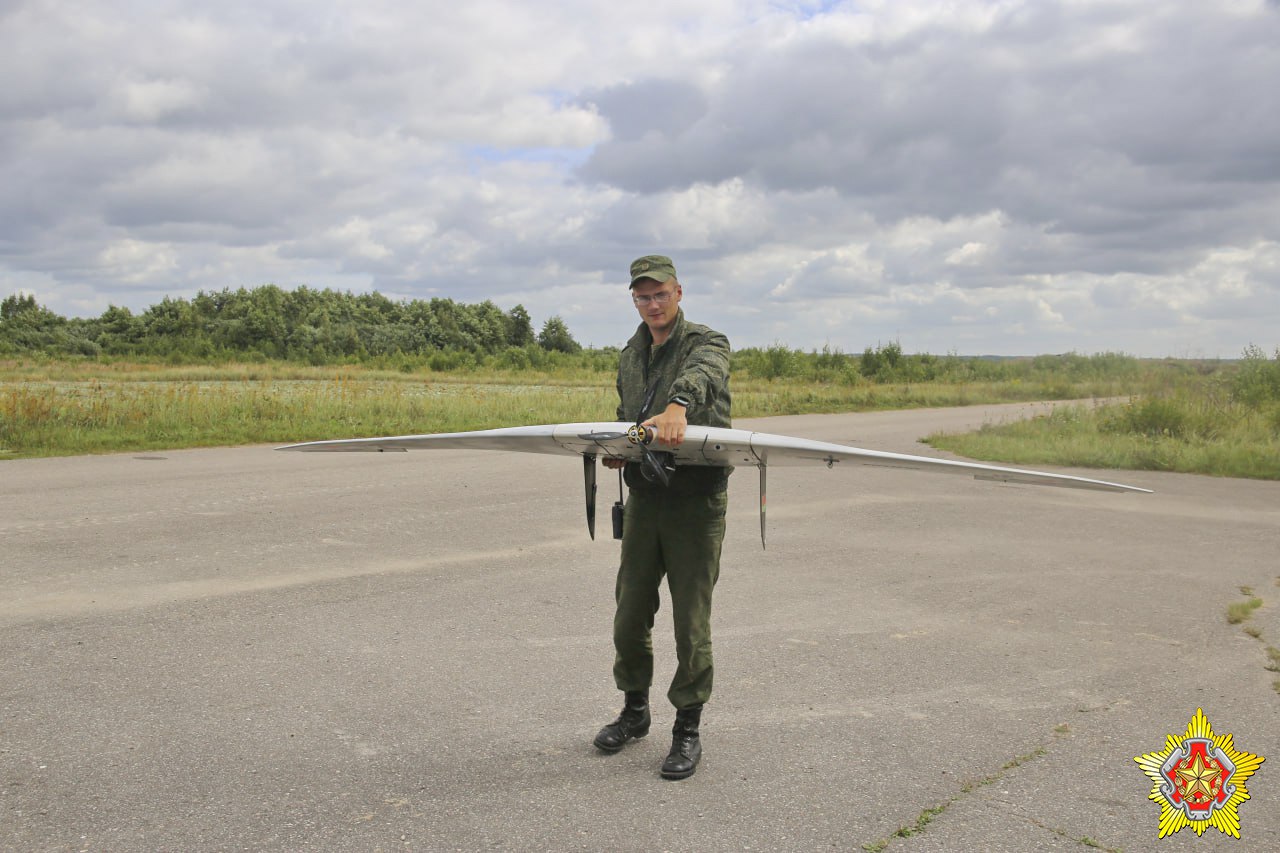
[603,457,626,469]
[642,402,688,447]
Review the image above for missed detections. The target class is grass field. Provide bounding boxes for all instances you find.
[926,398,1280,480]
[0,359,1132,459]
[926,347,1280,480]
[3,352,1278,481]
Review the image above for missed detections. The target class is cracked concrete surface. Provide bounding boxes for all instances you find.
[2,403,1277,852]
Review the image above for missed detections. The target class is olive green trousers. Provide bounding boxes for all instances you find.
[612,489,728,710]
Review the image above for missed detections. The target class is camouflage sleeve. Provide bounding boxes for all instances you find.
[615,370,625,421]
[668,330,730,407]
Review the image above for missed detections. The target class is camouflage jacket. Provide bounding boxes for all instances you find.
[615,309,733,494]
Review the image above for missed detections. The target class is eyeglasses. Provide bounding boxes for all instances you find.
[632,290,676,307]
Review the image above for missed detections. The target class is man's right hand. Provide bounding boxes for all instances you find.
[603,457,626,469]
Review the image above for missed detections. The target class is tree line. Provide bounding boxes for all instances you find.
[0,286,582,364]
[7,285,1269,394]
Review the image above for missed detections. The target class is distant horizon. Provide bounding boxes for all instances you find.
[6,282,1259,364]
[7,276,1265,363]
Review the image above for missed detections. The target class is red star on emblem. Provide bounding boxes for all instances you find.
[1164,740,1228,813]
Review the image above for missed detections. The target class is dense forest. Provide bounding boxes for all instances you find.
[0,286,581,364]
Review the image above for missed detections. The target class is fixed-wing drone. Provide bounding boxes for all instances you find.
[278,419,1151,547]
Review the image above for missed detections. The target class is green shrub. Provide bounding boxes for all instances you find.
[1233,344,1280,407]
[428,350,476,372]
[1099,394,1223,440]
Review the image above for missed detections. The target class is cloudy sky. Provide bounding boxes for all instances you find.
[3,0,1278,356]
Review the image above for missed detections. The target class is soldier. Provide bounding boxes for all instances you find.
[593,255,732,780]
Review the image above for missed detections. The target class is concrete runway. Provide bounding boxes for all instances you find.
[3,403,1278,852]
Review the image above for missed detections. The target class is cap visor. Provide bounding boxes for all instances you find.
[630,272,673,287]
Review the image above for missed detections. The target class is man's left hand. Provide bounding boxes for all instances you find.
[642,402,688,447]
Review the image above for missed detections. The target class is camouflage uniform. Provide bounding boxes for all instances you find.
[613,308,732,710]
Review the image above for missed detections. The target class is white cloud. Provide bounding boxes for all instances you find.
[1,0,1279,357]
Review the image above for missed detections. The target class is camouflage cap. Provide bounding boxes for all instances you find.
[629,255,677,287]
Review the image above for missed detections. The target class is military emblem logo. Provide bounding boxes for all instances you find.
[1135,708,1264,839]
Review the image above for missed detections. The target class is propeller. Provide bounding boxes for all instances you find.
[578,383,676,540]
[630,384,676,487]
[624,423,675,486]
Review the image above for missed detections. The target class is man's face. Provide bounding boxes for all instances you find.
[631,277,682,337]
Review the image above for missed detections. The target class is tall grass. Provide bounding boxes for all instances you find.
[2,373,1091,459]
[0,379,615,458]
[926,346,1280,479]
[3,348,1276,477]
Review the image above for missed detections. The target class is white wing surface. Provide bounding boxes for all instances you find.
[277,421,1151,494]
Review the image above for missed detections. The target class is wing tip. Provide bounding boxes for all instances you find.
[972,471,1152,493]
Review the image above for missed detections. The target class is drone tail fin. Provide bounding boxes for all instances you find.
[583,454,597,540]
[759,464,767,550]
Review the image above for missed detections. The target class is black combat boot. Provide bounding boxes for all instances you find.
[593,690,651,753]
[660,704,703,780]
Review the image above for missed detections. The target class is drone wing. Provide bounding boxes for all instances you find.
[276,423,587,455]
[278,422,1150,545]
